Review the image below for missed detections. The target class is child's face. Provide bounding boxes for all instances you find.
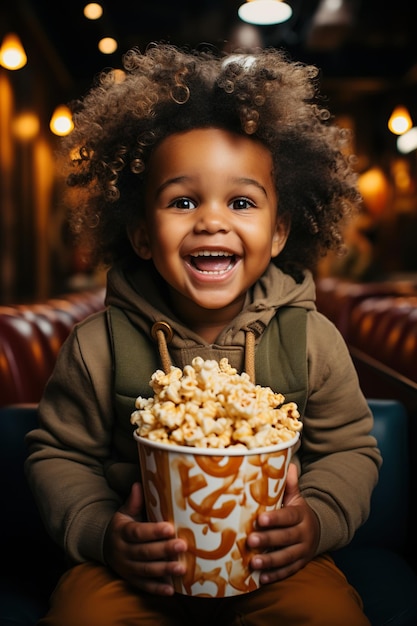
[130,127,288,320]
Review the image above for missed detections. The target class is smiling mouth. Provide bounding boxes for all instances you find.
[188,251,237,275]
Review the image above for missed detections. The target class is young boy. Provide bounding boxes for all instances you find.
[25,43,381,625]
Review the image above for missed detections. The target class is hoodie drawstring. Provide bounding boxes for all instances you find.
[150,322,257,384]
[151,322,173,374]
[244,329,256,384]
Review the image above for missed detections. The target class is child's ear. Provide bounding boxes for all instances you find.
[128,222,152,260]
[271,216,290,258]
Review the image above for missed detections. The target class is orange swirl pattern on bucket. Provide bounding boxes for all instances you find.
[136,434,298,597]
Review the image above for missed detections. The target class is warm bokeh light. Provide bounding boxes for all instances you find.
[391,158,413,193]
[0,33,27,70]
[388,106,413,135]
[12,112,40,140]
[112,68,126,83]
[83,3,103,20]
[358,167,390,217]
[98,37,118,55]
[397,127,417,154]
[49,105,74,136]
[238,0,292,25]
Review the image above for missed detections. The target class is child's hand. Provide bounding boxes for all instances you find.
[247,463,320,584]
[103,482,187,595]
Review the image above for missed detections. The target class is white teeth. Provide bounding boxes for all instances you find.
[197,268,232,275]
[190,251,233,257]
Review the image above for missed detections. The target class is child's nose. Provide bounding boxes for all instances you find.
[194,203,230,234]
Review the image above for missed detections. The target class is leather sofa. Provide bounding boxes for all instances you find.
[315,275,417,385]
[315,276,417,343]
[315,276,417,586]
[1,400,417,625]
[346,295,417,383]
[0,287,106,407]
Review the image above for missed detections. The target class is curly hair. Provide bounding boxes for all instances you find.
[62,43,360,282]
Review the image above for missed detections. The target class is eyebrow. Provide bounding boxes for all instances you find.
[155,176,189,197]
[155,175,269,198]
[233,177,268,197]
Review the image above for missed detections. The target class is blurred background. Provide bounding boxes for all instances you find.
[1,0,417,303]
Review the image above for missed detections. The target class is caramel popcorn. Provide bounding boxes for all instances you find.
[131,357,302,449]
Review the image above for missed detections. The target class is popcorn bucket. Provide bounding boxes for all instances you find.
[134,432,300,598]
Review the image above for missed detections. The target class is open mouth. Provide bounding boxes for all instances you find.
[188,251,237,275]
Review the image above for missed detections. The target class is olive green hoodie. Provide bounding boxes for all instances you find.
[25,261,381,566]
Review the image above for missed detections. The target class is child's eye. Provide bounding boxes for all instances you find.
[169,197,196,210]
[230,197,255,210]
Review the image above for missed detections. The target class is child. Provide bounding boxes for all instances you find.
[25,43,381,625]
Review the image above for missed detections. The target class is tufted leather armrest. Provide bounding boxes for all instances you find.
[0,288,105,407]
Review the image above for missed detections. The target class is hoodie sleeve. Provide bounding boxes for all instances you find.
[299,311,382,555]
[24,312,124,565]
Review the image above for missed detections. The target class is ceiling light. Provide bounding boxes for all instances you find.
[388,106,412,135]
[98,37,118,55]
[0,33,27,70]
[397,127,417,154]
[49,105,74,137]
[83,3,103,20]
[238,0,292,26]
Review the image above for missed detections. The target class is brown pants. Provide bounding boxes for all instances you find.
[38,554,370,626]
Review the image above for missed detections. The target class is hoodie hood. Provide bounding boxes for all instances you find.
[105,260,316,354]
